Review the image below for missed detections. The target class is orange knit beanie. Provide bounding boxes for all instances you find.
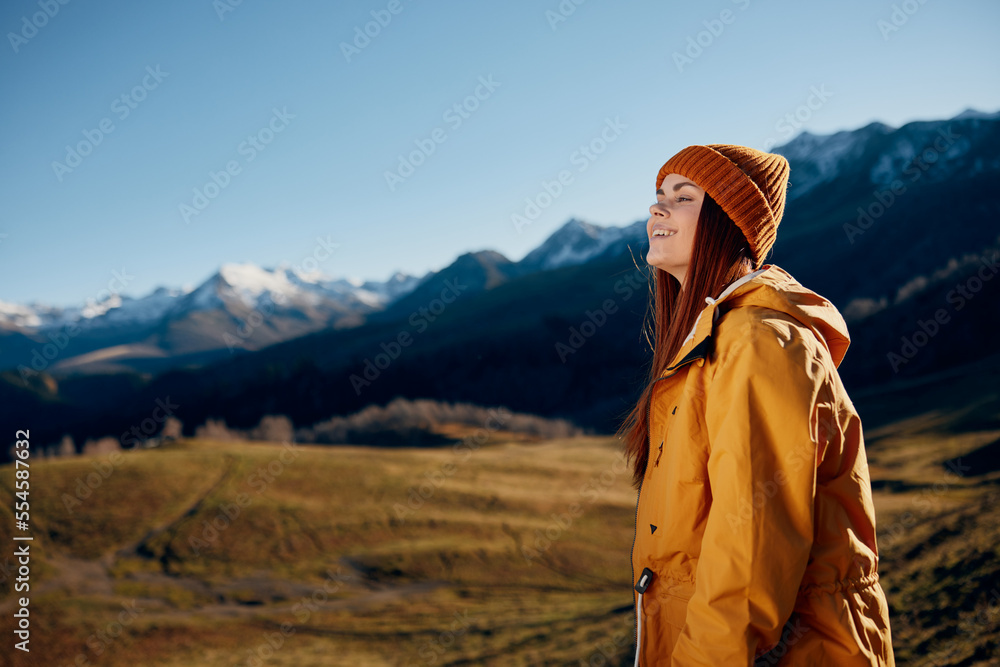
[656,144,790,270]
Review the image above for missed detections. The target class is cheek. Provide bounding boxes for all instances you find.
[685,224,698,245]
[684,211,700,237]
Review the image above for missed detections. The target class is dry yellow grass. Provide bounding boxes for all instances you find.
[0,421,997,666]
[0,435,638,666]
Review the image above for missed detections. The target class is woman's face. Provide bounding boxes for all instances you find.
[646,173,705,288]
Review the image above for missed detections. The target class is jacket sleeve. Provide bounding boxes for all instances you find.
[670,318,824,665]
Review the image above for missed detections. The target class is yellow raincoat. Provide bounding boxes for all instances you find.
[631,263,895,665]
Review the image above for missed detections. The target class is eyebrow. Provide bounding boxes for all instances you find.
[656,182,698,195]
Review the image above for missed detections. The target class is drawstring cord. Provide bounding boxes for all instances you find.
[633,567,654,667]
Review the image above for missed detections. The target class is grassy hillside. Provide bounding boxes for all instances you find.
[853,358,1000,667]
[0,434,639,666]
[1,390,998,665]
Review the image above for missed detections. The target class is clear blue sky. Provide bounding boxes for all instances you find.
[1,0,998,306]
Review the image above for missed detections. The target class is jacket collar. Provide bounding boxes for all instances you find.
[660,265,772,375]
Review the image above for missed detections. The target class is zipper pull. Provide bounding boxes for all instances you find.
[634,567,654,593]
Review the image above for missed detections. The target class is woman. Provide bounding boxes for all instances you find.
[617,144,895,665]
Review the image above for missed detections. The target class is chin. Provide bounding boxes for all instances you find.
[646,253,668,269]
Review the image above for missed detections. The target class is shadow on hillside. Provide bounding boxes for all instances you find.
[943,437,1000,477]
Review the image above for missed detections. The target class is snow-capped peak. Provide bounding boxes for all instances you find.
[0,300,44,329]
[218,263,297,301]
[518,218,641,271]
[0,261,425,336]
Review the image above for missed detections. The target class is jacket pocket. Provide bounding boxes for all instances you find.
[646,579,695,631]
[639,583,694,664]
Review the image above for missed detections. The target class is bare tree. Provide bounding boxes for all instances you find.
[194,418,240,441]
[247,415,294,443]
[161,416,183,441]
[82,437,120,456]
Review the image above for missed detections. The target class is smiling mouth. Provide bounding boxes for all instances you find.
[651,230,677,239]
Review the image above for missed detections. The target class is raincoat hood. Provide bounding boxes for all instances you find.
[676,263,851,369]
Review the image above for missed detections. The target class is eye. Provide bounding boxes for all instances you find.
[676,196,691,202]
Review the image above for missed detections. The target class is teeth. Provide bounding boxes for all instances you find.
[652,230,676,237]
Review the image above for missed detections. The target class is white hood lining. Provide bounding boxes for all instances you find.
[681,267,769,347]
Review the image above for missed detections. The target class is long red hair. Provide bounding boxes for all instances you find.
[616,191,757,489]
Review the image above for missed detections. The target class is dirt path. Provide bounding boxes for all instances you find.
[109,453,240,569]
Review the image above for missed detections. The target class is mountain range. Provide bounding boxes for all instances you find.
[0,263,424,374]
[0,217,648,376]
[2,106,999,456]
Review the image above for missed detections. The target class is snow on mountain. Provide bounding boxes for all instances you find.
[289,271,422,310]
[0,287,185,332]
[314,277,384,308]
[867,119,974,187]
[0,300,46,329]
[363,271,424,303]
[518,218,645,272]
[183,275,226,312]
[99,287,189,326]
[219,263,303,307]
[177,263,313,313]
[775,107,998,198]
[2,264,420,334]
[774,122,893,199]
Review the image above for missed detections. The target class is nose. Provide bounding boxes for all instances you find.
[649,201,669,218]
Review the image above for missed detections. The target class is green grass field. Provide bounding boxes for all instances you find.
[1,409,998,665]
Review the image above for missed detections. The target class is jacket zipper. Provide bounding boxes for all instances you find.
[631,342,709,660]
